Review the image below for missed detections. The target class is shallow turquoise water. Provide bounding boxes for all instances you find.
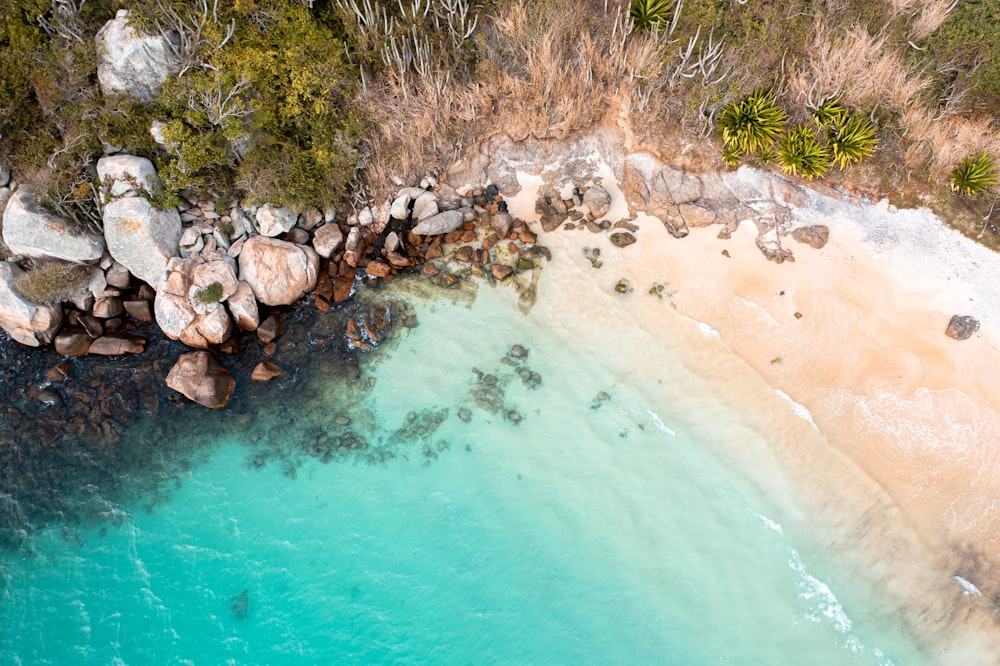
[0,283,933,665]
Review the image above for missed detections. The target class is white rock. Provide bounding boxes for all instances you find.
[256,204,297,237]
[96,154,161,201]
[179,227,204,257]
[95,9,180,104]
[384,231,401,254]
[0,261,63,346]
[103,196,182,289]
[343,227,363,267]
[412,192,439,222]
[238,236,319,306]
[312,223,344,258]
[358,206,374,227]
[411,210,465,236]
[2,189,105,262]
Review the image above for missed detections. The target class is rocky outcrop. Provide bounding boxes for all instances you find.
[0,262,63,346]
[945,315,979,340]
[154,254,236,348]
[103,195,182,288]
[238,236,319,306]
[2,189,105,262]
[165,351,235,409]
[622,153,707,239]
[95,9,180,104]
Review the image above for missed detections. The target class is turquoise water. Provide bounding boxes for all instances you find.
[0,282,933,665]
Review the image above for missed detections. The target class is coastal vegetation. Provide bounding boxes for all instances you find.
[1,0,999,242]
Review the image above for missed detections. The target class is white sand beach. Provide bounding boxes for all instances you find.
[500,154,1000,663]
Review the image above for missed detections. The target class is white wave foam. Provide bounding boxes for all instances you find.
[646,409,675,437]
[752,510,784,536]
[774,389,819,431]
[954,575,982,596]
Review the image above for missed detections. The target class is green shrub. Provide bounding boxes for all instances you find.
[630,0,674,31]
[778,126,830,180]
[12,261,92,305]
[810,98,846,128]
[949,153,999,196]
[717,89,787,158]
[826,113,878,169]
[196,282,224,304]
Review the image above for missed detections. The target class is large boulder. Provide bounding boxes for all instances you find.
[95,9,180,104]
[583,184,612,219]
[0,262,63,346]
[103,196,182,288]
[97,155,161,200]
[226,281,259,331]
[411,210,465,236]
[239,236,319,306]
[2,189,105,262]
[165,351,235,409]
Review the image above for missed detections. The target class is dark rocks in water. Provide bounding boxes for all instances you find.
[790,225,830,249]
[251,360,282,381]
[615,279,630,294]
[458,408,472,422]
[509,344,528,359]
[230,589,251,620]
[945,315,980,340]
[165,351,235,409]
[582,247,602,269]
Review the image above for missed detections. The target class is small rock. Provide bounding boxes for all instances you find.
[251,360,282,382]
[165,351,235,409]
[367,260,391,278]
[945,315,979,341]
[583,184,612,218]
[88,333,145,355]
[615,278,630,294]
[124,299,153,322]
[610,232,636,248]
[492,264,513,280]
[257,314,279,343]
[54,329,92,356]
[790,225,830,250]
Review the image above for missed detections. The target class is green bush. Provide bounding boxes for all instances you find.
[630,0,674,31]
[717,89,787,159]
[826,113,878,169]
[949,153,998,196]
[778,126,830,180]
[196,282,224,304]
[12,261,92,305]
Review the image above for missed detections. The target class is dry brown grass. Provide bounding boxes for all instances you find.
[902,107,1000,177]
[790,25,929,112]
[356,0,667,196]
[909,0,956,41]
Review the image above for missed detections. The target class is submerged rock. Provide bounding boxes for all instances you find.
[790,225,830,250]
[165,351,235,409]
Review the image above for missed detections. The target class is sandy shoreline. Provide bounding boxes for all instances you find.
[501,161,1000,663]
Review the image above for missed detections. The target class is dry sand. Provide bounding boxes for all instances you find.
[501,161,1000,664]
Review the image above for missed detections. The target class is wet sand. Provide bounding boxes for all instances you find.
[504,163,1000,664]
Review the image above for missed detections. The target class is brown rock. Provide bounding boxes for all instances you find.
[386,252,411,268]
[362,319,381,342]
[54,329,92,356]
[790,225,830,250]
[425,240,444,260]
[610,232,637,248]
[257,314,280,343]
[346,319,361,341]
[314,294,331,312]
[492,264,513,280]
[124,299,153,322]
[45,361,70,382]
[333,276,354,303]
[421,263,441,276]
[263,341,276,355]
[165,351,235,409]
[678,202,717,227]
[366,260,391,278]
[482,233,500,251]
[88,333,145,355]
[252,360,282,381]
